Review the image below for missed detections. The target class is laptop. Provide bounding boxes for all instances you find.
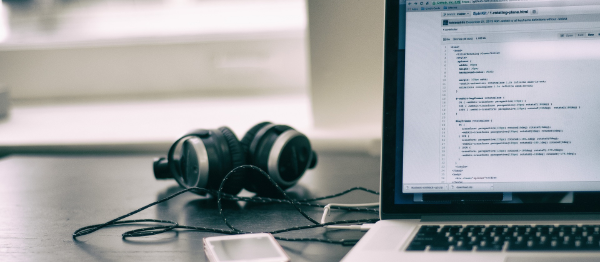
[343,0,600,261]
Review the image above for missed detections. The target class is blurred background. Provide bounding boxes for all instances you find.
[0,0,384,156]
[0,0,307,100]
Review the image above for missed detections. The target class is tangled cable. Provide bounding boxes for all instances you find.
[73,165,379,245]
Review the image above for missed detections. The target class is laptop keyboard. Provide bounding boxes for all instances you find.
[407,224,600,252]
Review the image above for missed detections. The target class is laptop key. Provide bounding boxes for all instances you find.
[452,240,474,251]
[476,244,503,251]
[406,243,428,251]
[429,244,450,251]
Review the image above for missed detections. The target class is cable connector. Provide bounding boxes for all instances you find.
[321,202,379,231]
[341,239,360,246]
[325,223,375,231]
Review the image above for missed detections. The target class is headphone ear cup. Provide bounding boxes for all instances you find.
[240,122,313,195]
[240,122,272,159]
[239,122,272,194]
[204,127,246,195]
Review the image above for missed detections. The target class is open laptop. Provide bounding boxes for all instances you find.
[343,0,600,261]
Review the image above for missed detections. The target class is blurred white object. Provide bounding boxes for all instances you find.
[0,84,8,120]
[0,0,386,155]
[0,0,307,100]
[0,2,8,43]
[307,0,384,131]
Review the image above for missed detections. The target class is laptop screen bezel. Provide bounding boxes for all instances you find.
[380,0,600,219]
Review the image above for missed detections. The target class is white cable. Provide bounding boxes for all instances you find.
[325,224,375,231]
[321,202,379,231]
[320,202,380,223]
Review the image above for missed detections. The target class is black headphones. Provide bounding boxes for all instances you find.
[153,122,318,195]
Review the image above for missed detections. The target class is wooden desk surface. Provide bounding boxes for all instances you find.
[0,153,380,261]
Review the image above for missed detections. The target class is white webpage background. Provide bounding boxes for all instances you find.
[403,3,600,191]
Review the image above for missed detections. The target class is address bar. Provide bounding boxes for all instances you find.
[442,20,597,34]
[472,9,536,17]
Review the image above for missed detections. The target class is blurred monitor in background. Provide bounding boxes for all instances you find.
[0,0,385,155]
[0,0,307,102]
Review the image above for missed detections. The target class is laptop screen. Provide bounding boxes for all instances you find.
[381,0,600,217]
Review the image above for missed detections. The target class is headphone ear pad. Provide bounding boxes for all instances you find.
[211,127,246,195]
[240,122,272,160]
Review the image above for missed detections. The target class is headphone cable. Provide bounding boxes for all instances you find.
[73,165,380,245]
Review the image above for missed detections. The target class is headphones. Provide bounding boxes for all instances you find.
[153,122,318,196]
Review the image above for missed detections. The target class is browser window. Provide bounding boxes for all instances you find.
[402,0,600,193]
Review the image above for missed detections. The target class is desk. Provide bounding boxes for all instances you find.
[0,152,380,261]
